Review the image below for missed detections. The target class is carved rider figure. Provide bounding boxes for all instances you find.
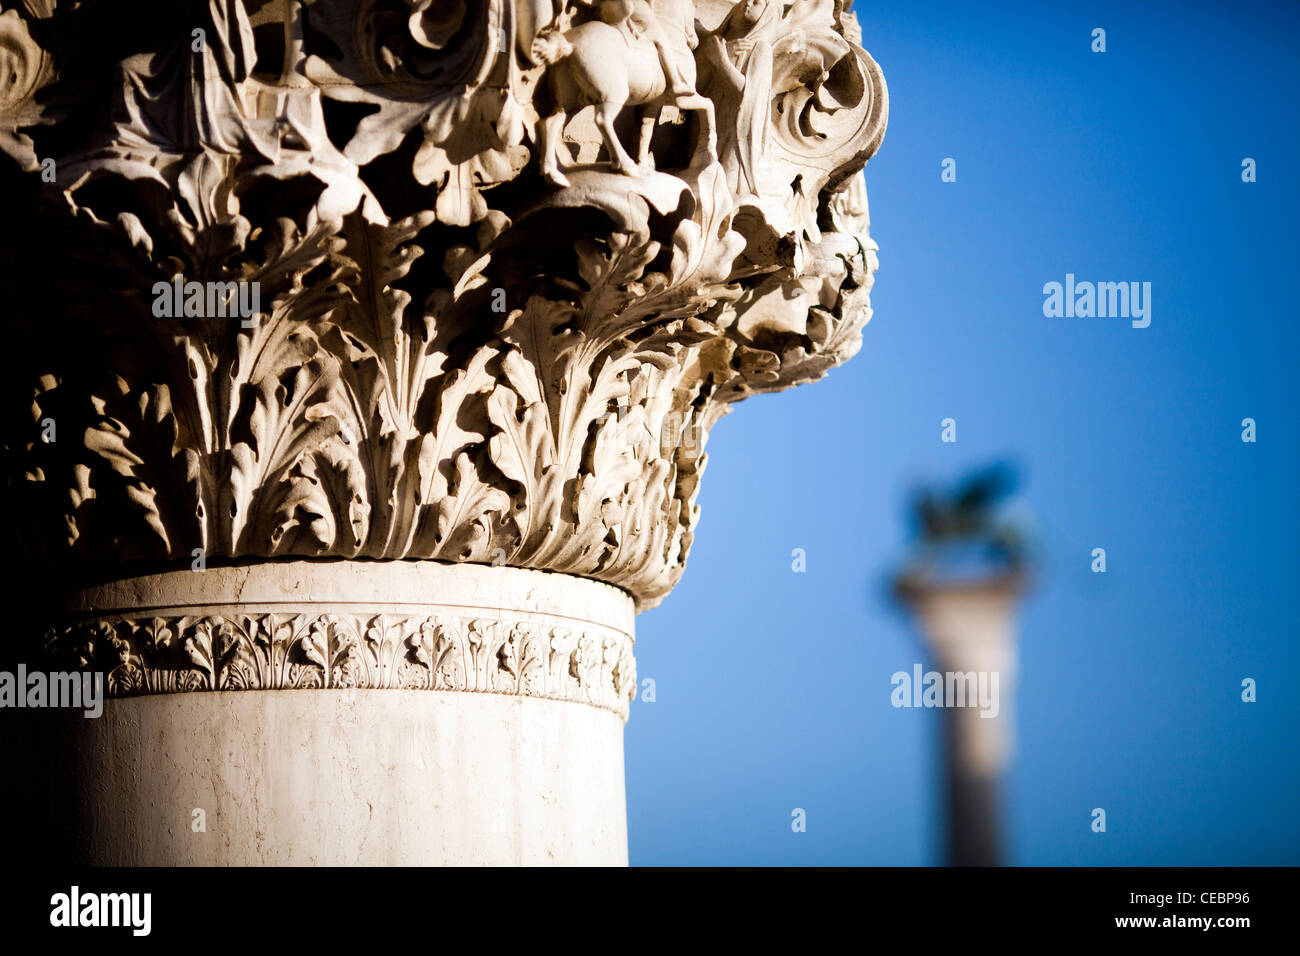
[589,0,695,97]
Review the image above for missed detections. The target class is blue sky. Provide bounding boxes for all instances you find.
[626,0,1300,865]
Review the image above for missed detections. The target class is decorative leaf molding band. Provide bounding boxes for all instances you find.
[41,607,638,719]
[0,0,887,609]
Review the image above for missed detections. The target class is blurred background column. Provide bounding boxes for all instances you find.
[894,464,1032,867]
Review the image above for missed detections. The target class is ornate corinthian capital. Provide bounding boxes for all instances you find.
[0,0,887,609]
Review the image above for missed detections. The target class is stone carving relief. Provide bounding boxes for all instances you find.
[43,608,638,718]
[0,0,886,609]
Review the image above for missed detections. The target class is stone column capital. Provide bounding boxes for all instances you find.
[1,0,889,866]
[0,0,886,611]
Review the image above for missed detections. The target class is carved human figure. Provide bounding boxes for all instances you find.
[701,0,782,195]
[601,0,695,97]
[532,0,716,186]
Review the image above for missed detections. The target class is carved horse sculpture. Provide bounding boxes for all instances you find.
[532,0,717,188]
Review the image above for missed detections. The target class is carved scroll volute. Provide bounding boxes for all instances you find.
[0,0,55,170]
[0,0,886,610]
[695,0,886,235]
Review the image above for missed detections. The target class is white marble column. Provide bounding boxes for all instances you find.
[38,563,633,865]
[906,579,1023,867]
[0,0,887,865]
